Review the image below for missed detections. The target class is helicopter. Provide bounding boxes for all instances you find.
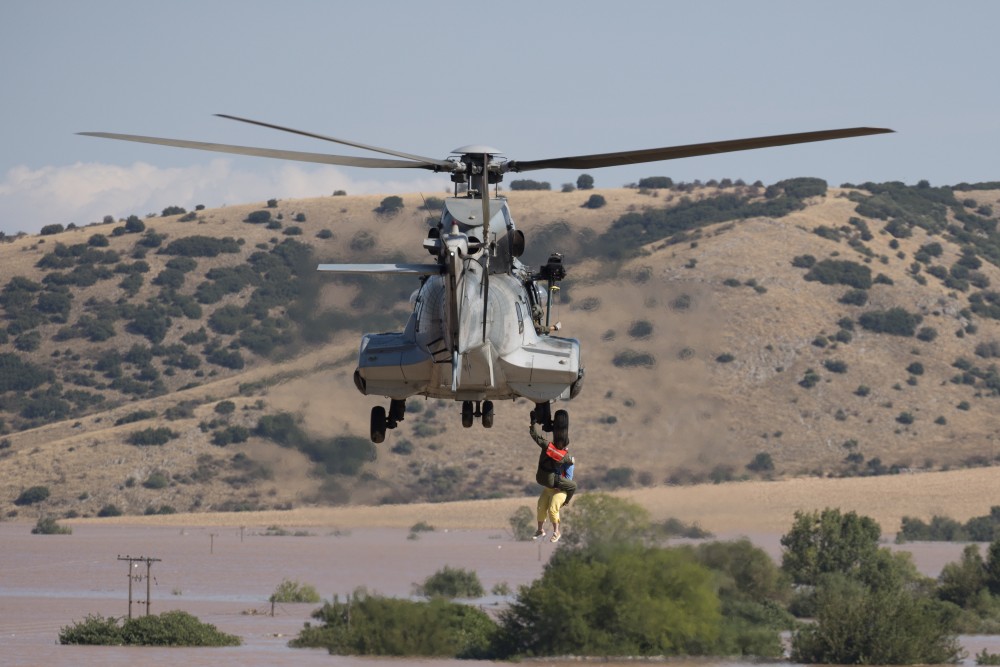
[80,116,892,443]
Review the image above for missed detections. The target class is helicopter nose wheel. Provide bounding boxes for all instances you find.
[482,400,494,428]
[371,399,407,443]
[461,401,474,428]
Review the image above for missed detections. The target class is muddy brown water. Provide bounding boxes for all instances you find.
[1,522,998,666]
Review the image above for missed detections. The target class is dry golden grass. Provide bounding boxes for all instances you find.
[67,465,1000,536]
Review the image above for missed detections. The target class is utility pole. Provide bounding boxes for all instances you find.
[117,555,161,619]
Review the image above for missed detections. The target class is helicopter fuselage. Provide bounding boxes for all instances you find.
[355,272,582,403]
[339,196,584,405]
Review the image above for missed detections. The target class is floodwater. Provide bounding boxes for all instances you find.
[1,522,998,666]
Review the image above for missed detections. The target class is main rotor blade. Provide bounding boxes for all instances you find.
[78,132,438,169]
[216,114,456,170]
[317,263,441,275]
[505,127,894,172]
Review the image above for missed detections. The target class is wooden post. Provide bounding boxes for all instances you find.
[117,555,161,620]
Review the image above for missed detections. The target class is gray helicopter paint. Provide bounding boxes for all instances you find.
[343,198,582,403]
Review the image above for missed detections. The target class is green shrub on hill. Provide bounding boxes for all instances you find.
[509,180,551,191]
[15,485,50,505]
[162,236,240,257]
[859,307,922,336]
[127,427,179,446]
[804,259,872,289]
[0,353,54,393]
[374,195,404,215]
[637,176,673,189]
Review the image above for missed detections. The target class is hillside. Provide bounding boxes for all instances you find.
[4,179,1000,520]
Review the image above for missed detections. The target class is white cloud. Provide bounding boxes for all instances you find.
[0,159,447,235]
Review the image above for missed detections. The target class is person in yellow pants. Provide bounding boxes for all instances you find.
[532,455,576,543]
[535,488,568,543]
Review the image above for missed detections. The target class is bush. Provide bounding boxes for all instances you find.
[509,179,551,191]
[14,485,50,506]
[612,350,655,368]
[582,194,606,209]
[40,223,65,235]
[497,542,726,658]
[509,506,535,541]
[576,174,594,190]
[211,425,250,446]
[781,508,881,586]
[561,493,650,550]
[245,210,272,224]
[917,326,939,342]
[790,573,960,664]
[206,348,245,370]
[627,320,653,338]
[290,590,495,658]
[0,353,55,392]
[416,566,484,599]
[637,176,673,189]
[125,304,171,344]
[127,427,179,446]
[33,516,72,534]
[859,307,923,336]
[270,578,321,603]
[823,359,848,373]
[839,289,869,306]
[747,452,775,473]
[60,611,241,646]
[791,254,816,268]
[375,195,404,215]
[142,471,170,489]
[804,259,872,289]
[124,215,145,233]
[97,504,123,517]
[162,235,240,257]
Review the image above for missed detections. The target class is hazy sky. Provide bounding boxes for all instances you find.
[2,0,998,234]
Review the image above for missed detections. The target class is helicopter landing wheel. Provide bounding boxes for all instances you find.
[531,402,553,431]
[389,399,406,426]
[553,409,569,445]
[482,400,494,428]
[461,401,474,428]
[370,406,387,444]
